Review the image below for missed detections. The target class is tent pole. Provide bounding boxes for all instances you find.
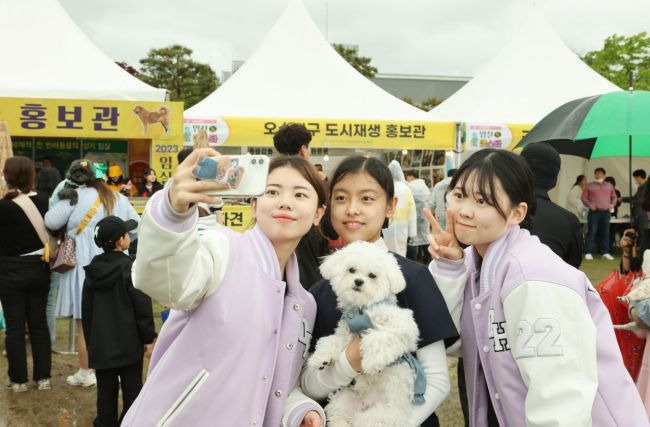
[630,134,633,229]
[453,122,463,168]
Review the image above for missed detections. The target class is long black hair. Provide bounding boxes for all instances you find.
[450,149,536,230]
[321,156,394,239]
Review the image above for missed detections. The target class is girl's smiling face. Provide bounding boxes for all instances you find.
[254,166,324,246]
[447,172,527,256]
[330,172,396,244]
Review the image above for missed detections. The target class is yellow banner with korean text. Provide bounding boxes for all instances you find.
[184,116,455,150]
[150,139,185,183]
[0,97,184,140]
[222,204,254,232]
[462,122,533,152]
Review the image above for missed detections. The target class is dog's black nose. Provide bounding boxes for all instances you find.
[354,279,364,288]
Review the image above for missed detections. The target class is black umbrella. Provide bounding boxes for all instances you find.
[516,90,650,220]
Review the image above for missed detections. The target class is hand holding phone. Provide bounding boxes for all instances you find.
[192,154,269,197]
[168,147,224,213]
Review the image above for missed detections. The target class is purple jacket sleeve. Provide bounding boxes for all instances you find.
[287,403,325,427]
[147,187,197,233]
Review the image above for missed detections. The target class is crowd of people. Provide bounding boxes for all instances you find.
[0,156,160,424]
[2,123,650,426]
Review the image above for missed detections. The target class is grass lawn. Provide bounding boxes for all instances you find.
[579,254,622,286]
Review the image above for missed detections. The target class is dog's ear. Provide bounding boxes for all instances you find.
[386,256,406,294]
[319,249,343,282]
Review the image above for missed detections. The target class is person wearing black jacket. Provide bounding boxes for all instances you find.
[521,143,583,268]
[82,215,157,427]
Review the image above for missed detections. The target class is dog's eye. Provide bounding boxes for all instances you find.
[348,267,356,274]
[368,273,376,279]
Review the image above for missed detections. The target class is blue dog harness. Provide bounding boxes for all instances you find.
[342,299,426,405]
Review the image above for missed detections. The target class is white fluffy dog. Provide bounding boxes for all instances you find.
[307,241,421,427]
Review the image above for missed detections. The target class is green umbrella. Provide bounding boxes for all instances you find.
[517,90,650,212]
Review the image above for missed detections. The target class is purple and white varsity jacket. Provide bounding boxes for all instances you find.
[430,225,649,427]
[121,189,324,427]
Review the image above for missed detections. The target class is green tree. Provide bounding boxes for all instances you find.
[582,32,650,90]
[332,44,377,78]
[139,45,219,108]
[418,96,443,111]
[402,96,443,111]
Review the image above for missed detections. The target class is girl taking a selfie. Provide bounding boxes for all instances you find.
[122,149,326,427]
[427,148,647,426]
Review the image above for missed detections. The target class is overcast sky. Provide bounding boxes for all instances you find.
[59,0,650,79]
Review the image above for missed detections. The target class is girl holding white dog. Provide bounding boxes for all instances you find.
[427,148,648,426]
[302,156,458,426]
[122,150,326,427]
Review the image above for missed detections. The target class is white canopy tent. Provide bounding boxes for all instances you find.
[186,0,454,151]
[0,0,166,101]
[428,7,621,124]
[187,0,431,119]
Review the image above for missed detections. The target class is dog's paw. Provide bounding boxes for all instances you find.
[307,356,332,370]
[360,332,404,374]
[307,336,343,369]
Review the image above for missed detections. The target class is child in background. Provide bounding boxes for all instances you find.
[82,215,157,427]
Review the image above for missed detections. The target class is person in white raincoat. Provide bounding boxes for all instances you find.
[382,160,416,256]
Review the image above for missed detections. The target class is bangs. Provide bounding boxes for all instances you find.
[451,155,508,220]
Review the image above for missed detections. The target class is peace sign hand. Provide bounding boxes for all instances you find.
[424,208,463,261]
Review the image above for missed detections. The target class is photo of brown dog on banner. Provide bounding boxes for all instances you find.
[133,105,171,134]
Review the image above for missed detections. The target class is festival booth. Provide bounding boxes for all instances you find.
[426,7,634,210]
[0,0,182,205]
[185,0,456,187]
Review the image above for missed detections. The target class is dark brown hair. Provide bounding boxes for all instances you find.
[450,148,536,230]
[3,156,36,199]
[267,156,327,208]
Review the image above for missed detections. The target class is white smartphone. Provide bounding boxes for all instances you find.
[192,154,270,197]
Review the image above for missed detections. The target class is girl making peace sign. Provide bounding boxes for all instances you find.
[427,148,647,426]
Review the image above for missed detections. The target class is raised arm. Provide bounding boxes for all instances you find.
[133,148,232,310]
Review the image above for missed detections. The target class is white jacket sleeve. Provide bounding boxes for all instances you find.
[301,341,449,425]
[428,257,468,356]
[503,281,597,427]
[281,387,326,427]
[301,348,360,399]
[407,341,451,426]
[132,191,229,310]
